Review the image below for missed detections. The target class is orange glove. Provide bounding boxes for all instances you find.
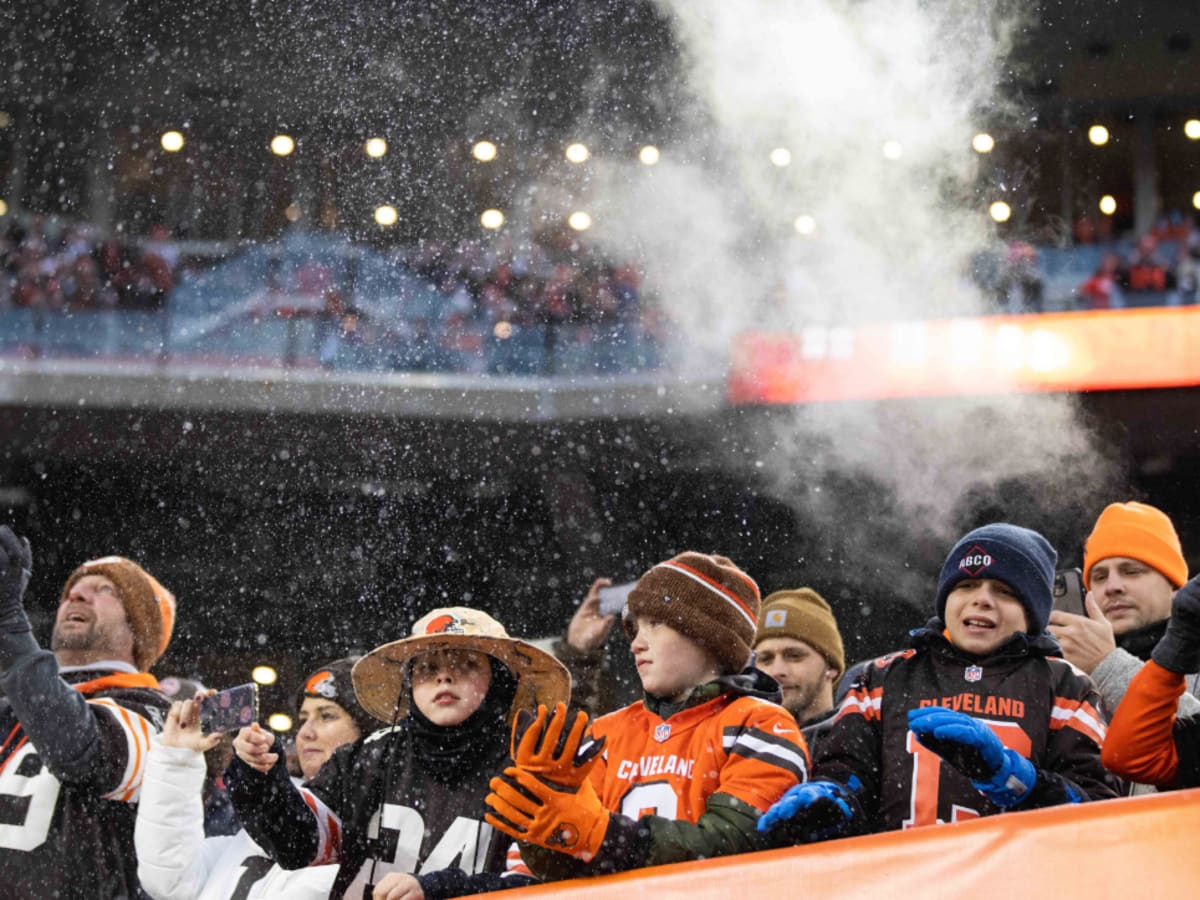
[511,702,605,788]
[485,765,610,862]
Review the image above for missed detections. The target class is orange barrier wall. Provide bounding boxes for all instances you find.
[728,306,1200,404]
[499,789,1199,898]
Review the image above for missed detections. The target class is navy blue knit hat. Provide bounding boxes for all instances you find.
[935,524,1058,635]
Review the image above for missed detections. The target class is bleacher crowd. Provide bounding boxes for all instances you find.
[1,498,1198,898]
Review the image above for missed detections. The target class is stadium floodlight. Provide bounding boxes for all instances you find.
[374,205,398,226]
[365,137,388,158]
[1193,191,1200,211]
[882,140,904,160]
[161,130,185,152]
[1099,195,1117,216]
[639,145,660,166]
[267,713,293,732]
[989,201,1012,223]
[1186,119,1200,141]
[0,199,8,217]
[1088,125,1110,146]
[271,134,296,156]
[769,147,792,167]
[565,143,590,164]
[794,214,816,235]
[972,133,995,154]
[473,140,498,162]
[568,210,592,231]
[480,208,505,229]
[0,112,10,128]
[252,665,278,685]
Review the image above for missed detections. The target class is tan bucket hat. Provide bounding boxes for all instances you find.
[352,606,570,723]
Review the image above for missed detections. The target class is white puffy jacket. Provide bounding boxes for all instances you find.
[134,738,337,900]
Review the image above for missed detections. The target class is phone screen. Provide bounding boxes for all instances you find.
[596,581,637,617]
[199,683,260,733]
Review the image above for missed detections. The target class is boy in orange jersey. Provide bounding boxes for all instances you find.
[485,552,807,879]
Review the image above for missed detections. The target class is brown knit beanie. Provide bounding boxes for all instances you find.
[60,556,176,672]
[755,588,846,680]
[1083,501,1188,589]
[622,552,761,675]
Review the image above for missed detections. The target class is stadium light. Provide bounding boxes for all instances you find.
[989,201,1012,223]
[161,130,185,152]
[794,214,817,235]
[1193,191,1200,211]
[0,112,10,128]
[473,140,497,162]
[769,147,792,167]
[972,133,995,154]
[1088,125,1110,146]
[1099,195,1117,216]
[639,145,660,166]
[374,205,398,226]
[568,211,592,231]
[267,713,293,732]
[1186,119,1200,141]
[271,134,296,156]
[480,208,505,229]
[565,143,590,164]
[0,200,8,217]
[251,665,278,686]
[365,137,388,158]
[882,140,904,160]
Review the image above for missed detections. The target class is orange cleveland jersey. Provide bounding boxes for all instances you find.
[588,691,808,822]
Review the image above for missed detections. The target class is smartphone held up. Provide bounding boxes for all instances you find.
[1052,568,1086,617]
[199,683,260,734]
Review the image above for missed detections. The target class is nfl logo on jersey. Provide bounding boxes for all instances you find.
[654,723,671,743]
[964,665,983,683]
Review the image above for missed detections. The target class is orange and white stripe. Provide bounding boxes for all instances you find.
[504,841,533,878]
[657,561,759,631]
[299,787,343,864]
[1050,696,1107,746]
[834,687,883,723]
[91,699,155,802]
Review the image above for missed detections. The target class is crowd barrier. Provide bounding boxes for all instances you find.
[502,788,1198,899]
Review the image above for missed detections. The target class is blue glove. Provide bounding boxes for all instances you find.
[757,778,858,840]
[907,707,1035,808]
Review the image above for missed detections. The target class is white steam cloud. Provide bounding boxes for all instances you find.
[579,0,1122,605]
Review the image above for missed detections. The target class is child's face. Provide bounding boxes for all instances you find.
[629,616,721,703]
[944,579,1029,656]
[410,649,492,727]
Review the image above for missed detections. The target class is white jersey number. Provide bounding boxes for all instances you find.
[0,743,61,852]
[343,803,493,898]
[619,781,678,820]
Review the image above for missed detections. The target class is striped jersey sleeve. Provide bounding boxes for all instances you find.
[712,699,808,813]
[89,698,156,802]
[296,786,344,865]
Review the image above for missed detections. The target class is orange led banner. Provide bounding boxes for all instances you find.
[500,788,1200,899]
[728,306,1200,404]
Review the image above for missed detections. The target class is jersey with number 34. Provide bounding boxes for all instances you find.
[588,692,809,823]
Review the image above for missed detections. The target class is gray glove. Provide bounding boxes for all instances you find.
[0,526,33,633]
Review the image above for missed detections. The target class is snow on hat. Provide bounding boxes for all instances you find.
[352,607,570,724]
[622,552,762,675]
[61,556,176,672]
[935,524,1057,635]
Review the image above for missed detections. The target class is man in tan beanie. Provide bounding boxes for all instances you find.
[754,588,846,738]
[0,526,173,897]
[1048,501,1199,793]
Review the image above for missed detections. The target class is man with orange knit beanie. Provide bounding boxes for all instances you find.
[1048,501,1197,792]
[0,526,174,897]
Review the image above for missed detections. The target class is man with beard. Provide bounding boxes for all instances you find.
[0,527,174,899]
[753,588,846,751]
[1048,501,1195,793]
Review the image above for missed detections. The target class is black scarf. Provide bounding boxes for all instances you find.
[1116,618,1169,662]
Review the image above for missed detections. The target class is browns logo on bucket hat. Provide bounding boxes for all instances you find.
[352,606,570,724]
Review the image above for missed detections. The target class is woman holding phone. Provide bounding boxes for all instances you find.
[134,658,372,900]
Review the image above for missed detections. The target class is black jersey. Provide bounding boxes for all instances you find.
[228,713,528,899]
[0,657,168,900]
[813,623,1119,833]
